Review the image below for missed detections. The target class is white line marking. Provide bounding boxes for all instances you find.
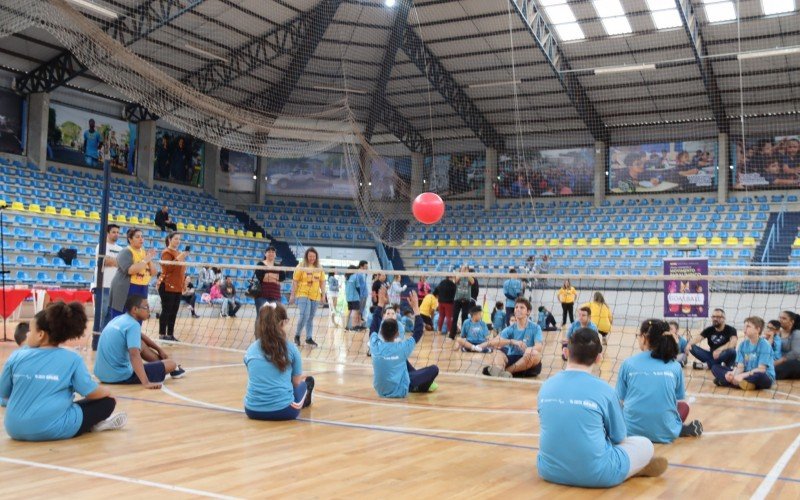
[750,432,800,500]
[160,386,538,438]
[185,364,242,373]
[704,422,800,437]
[0,456,240,499]
[313,393,536,415]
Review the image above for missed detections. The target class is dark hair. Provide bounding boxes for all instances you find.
[667,320,679,331]
[328,272,335,278]
[768,320,781,330]
[713,308,725,317]
[568,327,602,366]
[33,301,87,345]
[106,223,120,234]
[255,304,290,372]
[579,306,591,316]
[515,297,532,312]
[14,322,29,346]
[432,289,439,297]
[592,292,605,305]
[624,152,644,167]
[125,294,148,312]
[126,228,142,243]
[781,310,800,331]
[642,319,678,363]
[358,260,368,268]
[509,267,516,274]
[165,231,180,246]
[380,318,399,342]
[496,301,504,309]
[266,245,277,253]
[469,305,482,315]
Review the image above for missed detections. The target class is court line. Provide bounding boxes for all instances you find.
[0,456,240,499]
[751,432,800,500]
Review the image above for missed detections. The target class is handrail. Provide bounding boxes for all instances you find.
[760,200,790,264]
[375,242,394,272]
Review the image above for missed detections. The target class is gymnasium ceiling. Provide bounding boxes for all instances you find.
[1,0,799,154]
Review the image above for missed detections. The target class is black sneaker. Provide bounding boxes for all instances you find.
[680,420,703,437]
[159,335,169,341]
[303,376,315,408]
[170,366,186,379]
[482,366,491,376]
[294,336,301,346]
[713,378,724,386]
[306,338,318,347]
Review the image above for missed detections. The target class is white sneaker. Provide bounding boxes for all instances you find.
[92,412,128,432]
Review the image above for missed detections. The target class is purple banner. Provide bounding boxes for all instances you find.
[663,259,709,318]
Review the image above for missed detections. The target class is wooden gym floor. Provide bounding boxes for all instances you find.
[0,312,799,499]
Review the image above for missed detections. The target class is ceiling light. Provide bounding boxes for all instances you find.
[737,46,800,60]
[385,0,396,6]
[601,16,633,35]
[312,85,368,95]
[65,0,119,19]
[184,43,228,63]
[594,63,657,75]
[593,0,625,17]
[650,9,683,29]
[704,1,737,23]
[762,0,795,16]
[554,22,585,41]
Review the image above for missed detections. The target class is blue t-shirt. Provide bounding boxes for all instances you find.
[327,276,339,293]
[345,274,360,302]
[500,320,542,356]
[737,337,776,381]
[492,309,506,331]
[538,370,630,488]
[244,340,302,412]
[0,347,98,441]
[356,273,369,301]
[460,318,489,344]
[615,351,685,443]
[94,314,142,383]
[769,335,782,361]
[401,316,414,335]
[566,320,598,340]
[502,279,522,308]
[370,332,416,398]
[83,129,102,159]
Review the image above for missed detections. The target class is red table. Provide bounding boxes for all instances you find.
[45,290,94,303]
[0,289,32,319]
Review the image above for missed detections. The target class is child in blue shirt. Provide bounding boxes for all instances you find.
[1,302,126,441]
[538,327,667,488]
[562,306,598,360]
[502,269,523,326]
[244,304,314,420]
[765,320,783,361]
[370,289,438,398]
[537,306,557,331]
[456,305,492,353]
[483,298,543,378]
[669,321,690,367]
[712,316,775,390]
[401,310,414,336]
[14,322,29,346]
[616,319,703,444]
[491,301,505,332]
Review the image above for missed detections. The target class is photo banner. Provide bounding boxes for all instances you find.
[663,258,709,318]
[732,135,800,190]
[371,156,411,201]
[154,127,205,187]
[0,89,24,155]
[220,148,257,193]
[47,102,137,174]
[609,140,717,194]
[496,147,594,198]
[265,152,354,198]
[424,153,485,200]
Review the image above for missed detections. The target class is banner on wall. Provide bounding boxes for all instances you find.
[47,102,137,174]
[732,135,800,190]
[154,127,204,187]
[609,140,717,194]
[370,156,411,201]
[220,148,257,192]
[0,89,24,155]
[424,153,485,199]
[265,152,354,198]
[663,259,709,318]
[496,148,594,198]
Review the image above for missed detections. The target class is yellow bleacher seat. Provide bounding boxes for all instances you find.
[245,230,254,238]
[535,239,545,247]
[89,211,100,220]
[44,206,56,215]
[236,229,245,237]
[726,236,739,245]
[176,221,185,230]
[497,240,508,247]
[619,237,630,246]
[696,236,708,246]
[227,228,235,236]
[472,240,482,247]
[187,223,197,231]
[256,232,264,239]
[459,239,470,247]
[28,204,42,213]
[563,238,573,246]
[576,238,587,246]
[510,239,520,247]
[10,201,24,211]
[116,214,128,223]
[633,237,645,246]
[436,239,446,247]
[128,215,140,224]
[744,236,756,246]
[59,207,72,217]
[448,240,458,247]
[485,240,495,247]
[197,224,207,232]
[523,239,533,246]
[647,237,659,246]
[663,236,675,246]
[425,240,434,247]
[107,214,116,222]
[75,209,87,218]
[590,238,601,246]
[678,236,690,245]
[710,236,722,245]
[0,199,6,208]
[548,238,559,246]
[413,240,423,247]
[141,217,152,225]
[208,226,217,233]
[604,237,615,246]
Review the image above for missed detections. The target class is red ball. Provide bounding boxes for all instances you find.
[412,192,445,225]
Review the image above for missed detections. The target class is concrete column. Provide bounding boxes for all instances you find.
[135,120,155,188]
[204,142,220,199]
[26,92,49,170]
[410,151,424,198]
[594,141,607,207]
[485,147,497,210]
[256,156,268,205]
[717,132,729,204]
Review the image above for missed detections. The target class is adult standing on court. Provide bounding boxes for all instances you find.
[158,232,189,342]
[434,275,456,335]
[583,292,613,345]
[92,223,122,350]
[450,264,474,339]
[775,310,800,380]
[417,276,431,301]
[557,279,577,326]
[289,247,326,347]
[502,268,522,327]
[356,260,369,330]
[109,228,156,319]
[254,245,286,311]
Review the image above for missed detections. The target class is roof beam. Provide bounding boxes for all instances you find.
[674,0,729,134]
[401,25,505,151]
[508,0,608,143]
[14,0,205,95]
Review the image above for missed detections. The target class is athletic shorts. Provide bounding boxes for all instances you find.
[113,361,168,384]
[348,301,361,311]
[505,354,543,378]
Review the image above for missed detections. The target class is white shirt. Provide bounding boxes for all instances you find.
[94,241,122,289]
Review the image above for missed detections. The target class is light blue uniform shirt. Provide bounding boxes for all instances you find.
[345,274,360,302]
[737,337,776,381]
[1,347,98,441]
[500,320,542,356]
[502,279,522,308]
[83,129,102,159]
[460,318,489,344]
[244,340,302,412]
[356,273,369,301]
[769,335,782,361]
[492,310,506,331]
[566,320,598,340]
[95,314,141,383]
[615,351,685,443]
[370,332,416,398]
[538,370,630,488]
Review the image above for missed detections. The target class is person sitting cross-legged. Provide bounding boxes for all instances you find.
[561,306,598,361]
[712,316,775,390]
[456,305,492,353]
[95,295,185,388]
[370,289,439,397]
[686,308,737,370]
[482,297,543,378]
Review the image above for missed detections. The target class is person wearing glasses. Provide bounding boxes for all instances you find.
[95,295,185,389]
[685,308,737,371]
[764,320,783,361]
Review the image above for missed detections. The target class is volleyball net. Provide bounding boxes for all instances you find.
[138,263,800,400]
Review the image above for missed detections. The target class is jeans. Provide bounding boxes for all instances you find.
[407,361,439,392]
[691,345,736,369]
[99,287,112,330]
[295,297,318,340]
[450,299,471,338]
[245,381,308,421]
[711,365,774,389]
